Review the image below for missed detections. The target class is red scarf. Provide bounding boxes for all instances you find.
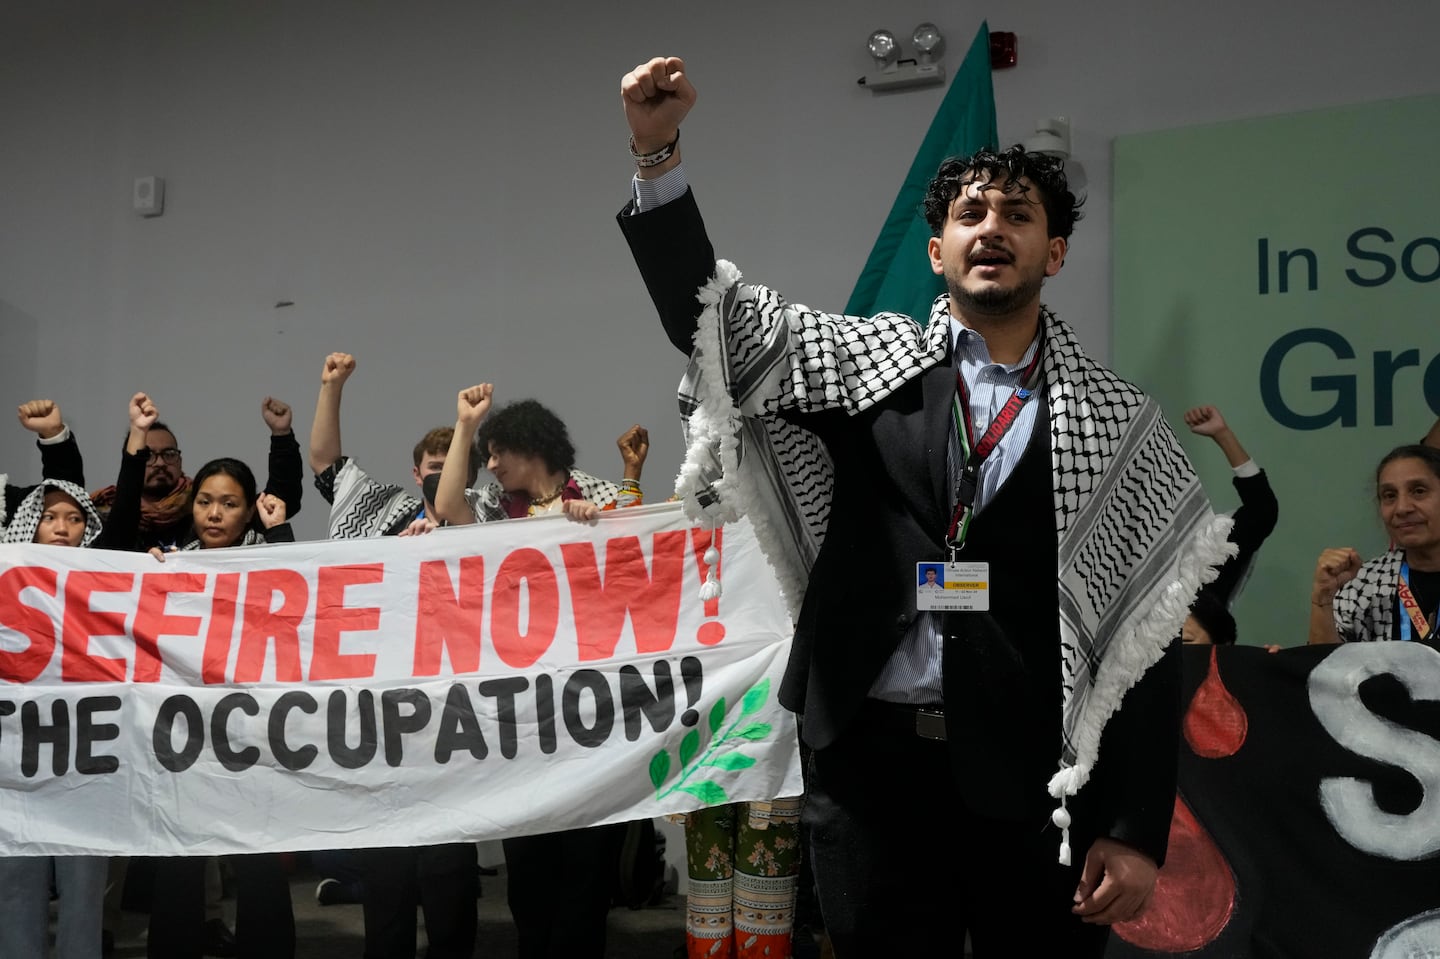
[91,475,192,531]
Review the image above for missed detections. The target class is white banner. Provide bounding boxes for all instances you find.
[0,503,802,855]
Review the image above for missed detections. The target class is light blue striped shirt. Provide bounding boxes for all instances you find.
[869,326,1040,704]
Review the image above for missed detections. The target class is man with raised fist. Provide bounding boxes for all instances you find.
[616,55,1231,957]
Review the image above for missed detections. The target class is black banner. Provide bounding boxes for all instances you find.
[1107,642,1440,958]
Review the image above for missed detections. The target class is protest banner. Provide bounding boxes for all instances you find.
[1108,642,1440,958]
[0,503,802,856]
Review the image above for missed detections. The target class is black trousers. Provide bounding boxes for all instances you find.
[803,718,1110,958]
[503,825,624,959]
[360,843,478,959]
[147,855,294,959]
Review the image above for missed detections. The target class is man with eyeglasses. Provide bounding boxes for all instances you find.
[91,397,303,552]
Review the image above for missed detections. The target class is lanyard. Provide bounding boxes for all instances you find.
[1398,561,1435,641]
[945,335,1044,557]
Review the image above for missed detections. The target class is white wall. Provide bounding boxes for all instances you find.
[2,0,1437,537]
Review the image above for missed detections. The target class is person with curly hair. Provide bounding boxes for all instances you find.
[616,56,1232,958]
[432,384,642,525]
[432,384,646,959]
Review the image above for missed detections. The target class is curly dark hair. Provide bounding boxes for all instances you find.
[475,400,576,474]
[922,145,1083,240]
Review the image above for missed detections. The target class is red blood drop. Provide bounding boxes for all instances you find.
[1115,795,1236,951]
[1183,646,1248,759]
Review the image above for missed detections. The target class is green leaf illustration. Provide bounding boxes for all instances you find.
[705,753,756,771]
[649,750,671,790]
[678,781,729,806]
[651,684,781,802]
[733,722,773,741]
[739,678,770,718]
[679,729,700,768]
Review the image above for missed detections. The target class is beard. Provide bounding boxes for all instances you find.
[947,268,1046,317]
[143,470,178,496]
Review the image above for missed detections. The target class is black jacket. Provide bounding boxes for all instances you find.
[3,431,86,522]
[619,187,1180,863]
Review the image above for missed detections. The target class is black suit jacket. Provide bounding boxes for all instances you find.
[619,187,1180,864]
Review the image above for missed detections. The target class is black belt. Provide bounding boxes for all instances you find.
[863,699,947,741]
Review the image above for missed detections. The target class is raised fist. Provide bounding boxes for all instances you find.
[621,56,696,154]
[617,424,650,475]
[322,353,356,387]
[262,396,293,435]
[456,384,494,431]
[16,400,63,439]
[1312,547,1362,605]
[1183,406,1228,438]
[129,393,159,431]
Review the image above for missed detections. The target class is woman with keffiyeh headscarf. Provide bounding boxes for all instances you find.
[0,478,111,959]
[1,398,88,531]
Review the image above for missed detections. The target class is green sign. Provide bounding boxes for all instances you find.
[1113,95,1440,646]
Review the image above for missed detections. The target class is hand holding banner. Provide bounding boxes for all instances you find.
[0,503,801,856]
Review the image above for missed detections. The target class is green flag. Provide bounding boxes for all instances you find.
[845,22,998,322]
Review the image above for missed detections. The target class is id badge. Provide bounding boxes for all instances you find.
[915,561,990,611]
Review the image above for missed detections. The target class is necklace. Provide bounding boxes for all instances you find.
[529,481,566,511]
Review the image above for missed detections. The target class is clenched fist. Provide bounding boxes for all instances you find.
[129,393,159,432]
[617,424,649,478]
[1312,547,1362,606]
[621,56,696,156]
[1183,406,1228,438]
[16,400,64,439]
[321,352,356,387]
[262,396,293,435]
[456,384,494,432]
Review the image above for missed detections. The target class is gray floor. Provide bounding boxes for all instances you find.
[107,863,687,959]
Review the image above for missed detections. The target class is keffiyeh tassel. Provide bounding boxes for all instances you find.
[699,544,722,601]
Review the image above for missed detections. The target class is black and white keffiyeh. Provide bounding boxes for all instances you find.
[467,469,623,522]
[324,457,426,540]
[324,456,622,538]
[180,529,269,550]
[1333,548,1401,643]
[1,479,105,546]
[675,259,1234,862]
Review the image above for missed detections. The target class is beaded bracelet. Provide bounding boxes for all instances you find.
[629,130,679,168]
